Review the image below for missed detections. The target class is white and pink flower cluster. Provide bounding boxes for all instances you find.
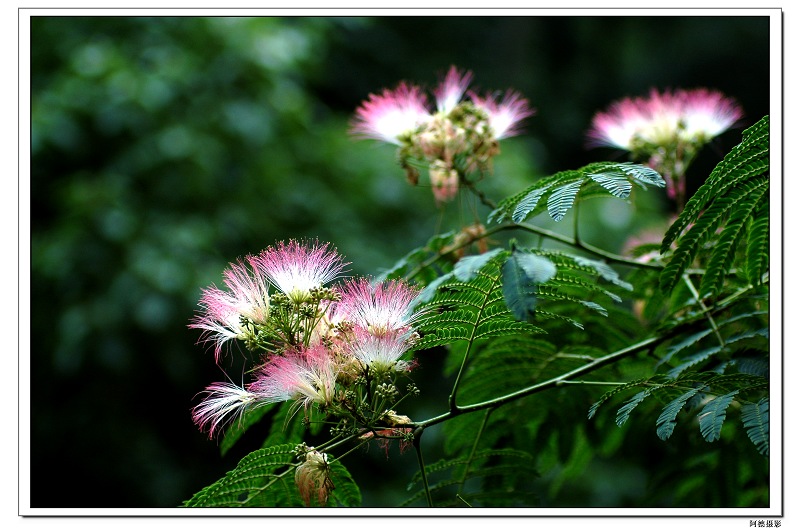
[587,88,743,206]
[352,66,535,204]
[587,88,743,151]
[190,239,423,438]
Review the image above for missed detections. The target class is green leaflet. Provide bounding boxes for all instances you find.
[741,398,769,456]
[547,180,583,222]
[453,248,505,282]
[745,200,770,286]
[615,389,653,427]
[656,387,703,440]
[699,178,769,298]
[502,249,557,321]
[588,169,633,198]
[666,328,769,379]
[588,378,652,420]
[698,390,738,442]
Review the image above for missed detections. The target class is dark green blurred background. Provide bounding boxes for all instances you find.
[29,15,770,508]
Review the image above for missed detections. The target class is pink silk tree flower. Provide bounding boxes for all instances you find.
[352,66,535,206]
[587,88,743,150]
[191,382,260,439]
[351,82,432,145]
[249,345,339,413]
[253,239,349,304]
[587,88,743,210]
[335,277,423,337]
[189,257,271,362]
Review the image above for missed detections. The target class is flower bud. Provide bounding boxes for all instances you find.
[295,449,334,507]
[382,410,413,426]
[429,161,459,204]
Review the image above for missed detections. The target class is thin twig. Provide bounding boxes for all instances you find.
[682,274,725,347]
[413,427,434,508]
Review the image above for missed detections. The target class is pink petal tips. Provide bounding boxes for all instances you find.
[587,88,743,150]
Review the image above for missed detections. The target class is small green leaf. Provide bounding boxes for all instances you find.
[615,390,652,426]
[502,251,556,321]
[741,398,769,456]
[588,169,633,198]
[698,390,738,442]
[328,459,362,507]
[453,249,505,281]
[413,272,454,305]
[547,180,583,222]
[512,186,549,223]
[656,387,703,440]
[573,256,633,291]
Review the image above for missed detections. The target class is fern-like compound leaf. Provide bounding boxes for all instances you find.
[588,169,633,198]
[745,200,770,286]
[659,115,769,295]
[741,397,769,456]
[663,115,769,252]
[698,390,738,442]
[413,251,544,351]
[573,256,634,291]
[698,176,769,298]
[491,162,664,224]
[666,345,725,378]
[588,378,653,420]
[183,443,300,507]
[659,182,752,294]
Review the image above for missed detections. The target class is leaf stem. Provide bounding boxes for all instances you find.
[404,219,663,282]
[511,221,662,270]
[412,427,434,507]
[556,380,630,387]
[463,178,497,210]
[417,335,663,429]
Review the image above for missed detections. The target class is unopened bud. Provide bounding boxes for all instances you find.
[295,449,334,507]
[429,161,459,204]
[382,409,413,426]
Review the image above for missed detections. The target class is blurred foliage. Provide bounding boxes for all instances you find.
[28,15,770,508]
